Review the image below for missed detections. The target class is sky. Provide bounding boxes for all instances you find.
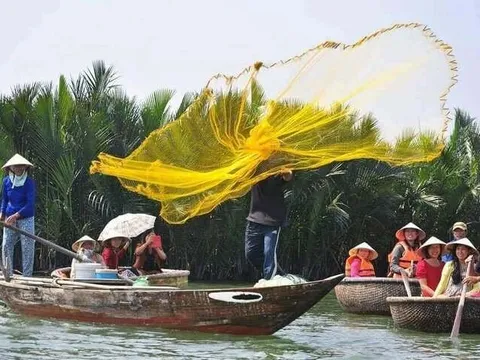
[1,0,479,119]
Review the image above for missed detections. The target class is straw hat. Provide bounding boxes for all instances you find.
[72,235,99,252]
[395,222,426,241]
[348,242,378,260]
[416,236,446,258]
[100,233,130,247]
[445,237,479,255]
[2,154,34,170]
[452,222,468,231]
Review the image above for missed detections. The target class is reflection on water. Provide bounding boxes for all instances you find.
[1,284,480,359]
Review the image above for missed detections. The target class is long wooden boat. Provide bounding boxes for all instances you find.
[51,267,190,287]
[0,273,343,335]
[387,296,480,333]
[334,277,421,315]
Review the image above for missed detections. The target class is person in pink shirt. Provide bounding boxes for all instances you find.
[345,242,377,277]
[415,236,445,297]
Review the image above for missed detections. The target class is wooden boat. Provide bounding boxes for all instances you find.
[334,277,421,315]
[51,267,190,287]
[387,296,480,333]
[0,273,343,335]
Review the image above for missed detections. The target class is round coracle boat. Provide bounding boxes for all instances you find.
[140,269,190,287]
[387,296,480,333]
[334,277,421,315]
[51,267,190,287]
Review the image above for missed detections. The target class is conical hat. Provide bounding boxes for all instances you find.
[395,222,426,241]
[72,235,99,252]
[2,154,34,170]
[445,237,479,255]
[99,232,130,243]
[348,242,378,260]
[416,236,446,258]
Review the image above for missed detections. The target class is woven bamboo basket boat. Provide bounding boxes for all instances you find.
[387,296,480,333]
[141,269,190,287]
[334,277,421,315]
[52,267,189,287]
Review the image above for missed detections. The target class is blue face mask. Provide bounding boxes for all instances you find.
[8,170,27,188]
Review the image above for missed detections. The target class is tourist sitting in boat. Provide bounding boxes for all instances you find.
[101,235,131,269]
[442,221,468,262]
[434,238,480,297]
[51,235,105,279]
[132,230,167,275]
[70,235,104,278]
[388,222,425,278]
[415,236,445,297]
[345,242,377,277]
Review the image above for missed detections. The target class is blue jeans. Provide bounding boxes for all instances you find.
[2,216,35,277]
[245,221,285,280]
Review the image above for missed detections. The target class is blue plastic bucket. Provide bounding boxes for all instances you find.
[95,269,118,279]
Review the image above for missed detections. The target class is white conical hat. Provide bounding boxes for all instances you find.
[395,222,426,241]
[72,235,99,252]
[2,154,34,170]
[348,242,378,260]
[445,237,479,255]
[416,236,446,258]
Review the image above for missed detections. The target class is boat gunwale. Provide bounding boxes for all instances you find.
[337,277,420,285]
[387,295,480,304]
[0,273,344,293]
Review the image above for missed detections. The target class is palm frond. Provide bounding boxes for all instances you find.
[141,89,176,136]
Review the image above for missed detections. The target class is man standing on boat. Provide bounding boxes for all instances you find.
[244,170,293,280]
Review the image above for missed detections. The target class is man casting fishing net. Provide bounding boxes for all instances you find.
[90,24,456,227]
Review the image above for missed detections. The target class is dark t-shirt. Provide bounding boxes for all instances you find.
[246,175,288,227]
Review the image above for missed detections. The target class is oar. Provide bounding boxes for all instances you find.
[401,270,412,297]
[0,220,91,265]
[450,259,473,339]
[0,258,10,282]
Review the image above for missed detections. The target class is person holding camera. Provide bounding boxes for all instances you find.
[132,230,167,275]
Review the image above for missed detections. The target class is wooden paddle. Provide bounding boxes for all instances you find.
[401,270,412,297]
[0,220,92,265]
[0,258,10,282]
[450,259,473,339]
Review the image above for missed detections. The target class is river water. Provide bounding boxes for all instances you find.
[0,283,479,360]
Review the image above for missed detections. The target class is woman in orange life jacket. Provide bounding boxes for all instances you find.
[345,242,377,277]
[388,222,425,278]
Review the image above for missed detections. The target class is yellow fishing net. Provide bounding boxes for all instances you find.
[90,23,457,224]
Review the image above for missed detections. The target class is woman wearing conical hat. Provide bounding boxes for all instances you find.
[388,222,425,279]
[0,154,36,277]
[101,235,131,269]
[434,238,480,297]
[415,236,445,297]
[70,236,105,279]
[345,242,377,277]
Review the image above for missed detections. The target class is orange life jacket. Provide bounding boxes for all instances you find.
[388,241,421,271]
[345,255,375,277]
